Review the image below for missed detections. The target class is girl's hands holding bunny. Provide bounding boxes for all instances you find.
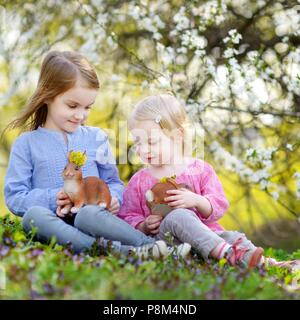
[56,191,120,216]
[164,188,200,208]
[56,189,72,217]
[108,197,120,214]
[164,188,213,217]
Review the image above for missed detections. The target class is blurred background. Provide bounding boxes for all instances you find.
[0,0,299,251]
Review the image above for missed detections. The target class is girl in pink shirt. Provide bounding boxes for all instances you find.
[118,93,266,268]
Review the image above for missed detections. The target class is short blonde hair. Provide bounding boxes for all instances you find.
[128,94,189,136]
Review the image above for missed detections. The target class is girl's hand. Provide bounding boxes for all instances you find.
[142,214,163,235]
[108,197,120,214]
[56,206,69,218]
[56,189,71,207]
[164,188,200,209]
[56,189,72,217]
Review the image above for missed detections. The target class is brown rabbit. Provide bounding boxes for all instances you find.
[145,177,191,218]
[61,153,111,215]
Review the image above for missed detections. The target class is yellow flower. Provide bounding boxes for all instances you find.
[69,151,87,167]
[160,175,176,183]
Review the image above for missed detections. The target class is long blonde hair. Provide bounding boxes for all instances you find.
[6,51,99,132]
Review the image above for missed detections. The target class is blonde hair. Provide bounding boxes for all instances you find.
[6,51,99,132]
[128,94,189,136]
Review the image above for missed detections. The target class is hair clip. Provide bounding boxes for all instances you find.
[155,115,162,124]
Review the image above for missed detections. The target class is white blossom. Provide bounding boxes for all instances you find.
[186,99,208,117]
[192,0,227,26]
[173,7,189,31]
[96,13,108,26]
[273,8,300,36]
[223,48,239,59]
[128,5,145,20]
[259,179,270,190]
[228,57,240,70]
[180,30,208,51]
[141,80,149,89]
[157,75,171,88]
[271,191,279,200]
[111,74,121,82]
[228,29,242,44]
[195,49,206,57]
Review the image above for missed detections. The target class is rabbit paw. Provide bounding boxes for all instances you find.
[60,208,70,214]
[70,207,80,214]
[99,202,107,208]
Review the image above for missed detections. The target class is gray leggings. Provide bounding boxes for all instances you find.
[155,208,256,259]
[22,205,154,254]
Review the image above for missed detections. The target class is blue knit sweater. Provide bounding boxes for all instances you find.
[4,126,124,217]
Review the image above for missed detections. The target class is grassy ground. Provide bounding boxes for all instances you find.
[0,215,299,300]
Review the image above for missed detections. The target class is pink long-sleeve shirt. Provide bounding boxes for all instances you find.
[118,159,229,232]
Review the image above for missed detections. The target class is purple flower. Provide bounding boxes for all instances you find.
[30,249,44,257]
[43,283,55,295]
[0,245,10,256]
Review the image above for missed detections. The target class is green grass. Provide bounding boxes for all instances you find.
[0,215,299,300]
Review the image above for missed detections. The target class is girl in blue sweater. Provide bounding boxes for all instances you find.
[3,51,172,258]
